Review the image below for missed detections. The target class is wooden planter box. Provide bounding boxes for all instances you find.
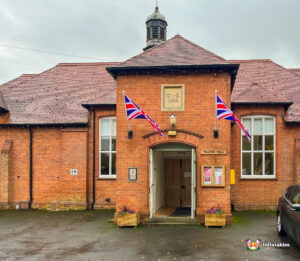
[205,213,226,228]
[114,212,141,227]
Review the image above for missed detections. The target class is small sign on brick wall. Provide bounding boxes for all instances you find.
[128,168,138,181]
[70,169,78,176]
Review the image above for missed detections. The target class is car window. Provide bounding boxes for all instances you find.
[292,187,300,204]
[285,187,296,202]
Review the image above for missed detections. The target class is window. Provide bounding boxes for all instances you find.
[241,116,275,178]
[99,117,116,178]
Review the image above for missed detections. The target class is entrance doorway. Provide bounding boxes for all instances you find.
[149,143,196,219]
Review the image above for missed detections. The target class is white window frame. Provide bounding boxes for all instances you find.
[241,115,276,179]
[99,117,116,179]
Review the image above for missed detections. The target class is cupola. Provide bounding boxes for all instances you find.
[144,5,168,51]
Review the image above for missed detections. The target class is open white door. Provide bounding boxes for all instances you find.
[191,148,196,219]
[149,149,153,218]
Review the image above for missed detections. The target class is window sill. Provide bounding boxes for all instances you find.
[97,176,116,180]
[240,176,277,180]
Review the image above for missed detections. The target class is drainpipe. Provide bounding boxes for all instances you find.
[91,110,96,210]
[28,128,33,209]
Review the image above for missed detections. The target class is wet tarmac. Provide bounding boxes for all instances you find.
[0,210,299,260]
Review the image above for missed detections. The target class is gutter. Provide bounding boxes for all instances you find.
[28,128,33,209]
[91,110,96,210]
[106,64,240,89]
[0,123,88,128]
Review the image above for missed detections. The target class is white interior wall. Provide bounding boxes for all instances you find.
[153,151,165,213]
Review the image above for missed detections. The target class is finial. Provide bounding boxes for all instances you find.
[156,0,158,8]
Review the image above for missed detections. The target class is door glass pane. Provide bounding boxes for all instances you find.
[112,153,116,174]
[101,153,109,175]
[265,136,274,150]
[265,153,274,175]
[101,137,110,151]
[265,118,274,134]
[254,136,263,150]
[242,136,251,151]
[254,119,262,134]
[254,153,263,175]
[242,153,251,175]
[242,119,251,132]
[111,137,116,151]
[101,119,110,135]
[111,119,116,135]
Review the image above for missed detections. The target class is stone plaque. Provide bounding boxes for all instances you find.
[161,85,185,111]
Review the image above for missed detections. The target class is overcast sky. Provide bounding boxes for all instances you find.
[0,0,300,84]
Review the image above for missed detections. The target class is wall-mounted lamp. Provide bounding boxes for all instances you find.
[170,113,176,128]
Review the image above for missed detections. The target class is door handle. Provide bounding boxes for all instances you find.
[181,185,186,189]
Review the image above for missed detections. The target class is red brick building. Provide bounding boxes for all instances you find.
[1,7,300,223]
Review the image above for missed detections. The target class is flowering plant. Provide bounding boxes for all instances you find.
[118,205,136,214]
[206,206,224,214]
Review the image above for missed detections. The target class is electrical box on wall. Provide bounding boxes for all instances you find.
[70,169,78,176]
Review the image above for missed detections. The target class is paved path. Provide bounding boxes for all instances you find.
[0,210,299,260]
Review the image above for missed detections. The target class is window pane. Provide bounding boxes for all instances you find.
[242,153,251,175]
[101,153,109,175]
[242,119,251,132]
[265,118,274,134]
[254,153,263,175]
[265,136,274,150]
[254,136,263,150]
[111,137,116,151]
[101,137,110,151]
[242,136,251,151]
[112,153,116,175]
[265,153,274,175]
[254,119,262,134]
[101,119,110,135]
[111,119,116,135]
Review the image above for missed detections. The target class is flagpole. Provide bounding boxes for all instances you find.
[214,90,218,138]
[123,90,133,139]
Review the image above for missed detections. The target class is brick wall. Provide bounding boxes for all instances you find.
[115,73,232,219]
[0,128,88,210]
[87,109,117,209]
[231,105,300,210]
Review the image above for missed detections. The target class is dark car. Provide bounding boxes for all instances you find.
[277,184,300,246]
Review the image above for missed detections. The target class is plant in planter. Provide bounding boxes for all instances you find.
[205,206,226,228]
[114,206,141,227]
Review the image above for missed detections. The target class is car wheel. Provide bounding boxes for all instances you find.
[277,213,286,236]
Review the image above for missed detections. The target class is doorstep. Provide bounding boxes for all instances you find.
[143,216,199,225]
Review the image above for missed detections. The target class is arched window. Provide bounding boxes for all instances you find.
[99,117,116,178]
[241,116,275,178]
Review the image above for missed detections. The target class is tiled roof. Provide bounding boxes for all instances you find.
[114,34,230,68]
[0,62,118,125]
[231,59,300,122]
[289,68,300,76]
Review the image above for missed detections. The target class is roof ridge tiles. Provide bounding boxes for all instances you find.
[118,34,179,66]
[229,59,272,63]
[57,62,119,67]
[177,34,228,63]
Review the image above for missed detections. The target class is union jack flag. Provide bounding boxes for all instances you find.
[217,95,251,142]
[124,93,164,136]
